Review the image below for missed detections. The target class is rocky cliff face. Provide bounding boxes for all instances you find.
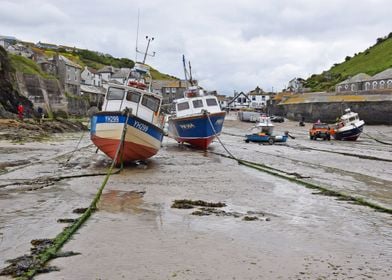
[0,46,32,118]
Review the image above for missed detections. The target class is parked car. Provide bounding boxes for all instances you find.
[309,122,331,140]
[269,115,284,122]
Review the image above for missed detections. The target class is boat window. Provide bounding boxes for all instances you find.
[141,95,160,112]
[206,98,218,106]
[177,101,190,111]
[126,91,141,103]
[192,99,204,108]
[106,87,124,100]
[349,117,356,122]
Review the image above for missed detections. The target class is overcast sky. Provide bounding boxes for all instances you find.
[1,0,391,95]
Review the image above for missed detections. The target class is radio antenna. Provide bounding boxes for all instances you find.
[135,9,140,62]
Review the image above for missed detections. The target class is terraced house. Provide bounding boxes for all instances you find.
[336,68,392,92]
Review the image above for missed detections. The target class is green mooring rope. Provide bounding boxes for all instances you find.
[19,111,130,280]
[206,114,392,215]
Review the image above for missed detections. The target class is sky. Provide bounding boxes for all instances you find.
[1,0,391,95]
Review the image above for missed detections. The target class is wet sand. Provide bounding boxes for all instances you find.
[0,113,391,279]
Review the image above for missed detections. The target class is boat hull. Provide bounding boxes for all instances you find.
[90,111,164,163]
[168,112,226,149]
[333,121,364,141]
[245,134,288,143]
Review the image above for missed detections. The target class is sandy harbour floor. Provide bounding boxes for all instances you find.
[0,112,391,280]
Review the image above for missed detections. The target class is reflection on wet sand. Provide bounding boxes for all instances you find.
[98,190,145,213]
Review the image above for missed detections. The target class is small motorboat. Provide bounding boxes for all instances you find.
[331,108,365,141]
[244,115,288,144]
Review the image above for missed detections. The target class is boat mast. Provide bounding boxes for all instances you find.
[182,55,188,82]
[188,61,194,86]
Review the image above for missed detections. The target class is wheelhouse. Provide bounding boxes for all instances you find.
[340,112,359,125]
[174,96,221,118]
[102,84,162,124]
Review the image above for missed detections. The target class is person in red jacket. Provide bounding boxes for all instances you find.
[17,103,24,121]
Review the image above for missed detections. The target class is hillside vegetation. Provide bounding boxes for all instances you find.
[9,54,56,79]
[37,47,177,80]
[304,33,392,92]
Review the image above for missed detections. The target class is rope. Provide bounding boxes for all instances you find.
[362,130,392,145]
[205,113,391,215]
[20,110,131,279]
[66,130,86,163]
[352,123,392,146]
[205,112,238,160]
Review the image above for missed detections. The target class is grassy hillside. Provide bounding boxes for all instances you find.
[39,47,176,80]
[9,54,56,79]
[304,33,392,91]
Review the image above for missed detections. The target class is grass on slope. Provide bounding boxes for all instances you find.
[9,54,56,79]
[304,35,392,92]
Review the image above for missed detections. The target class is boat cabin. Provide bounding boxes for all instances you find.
[338,109,360,127]
[174,95,222,118]
[252,116,274,135]
[102,84,162,124]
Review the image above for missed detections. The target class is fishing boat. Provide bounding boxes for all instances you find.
[331,108,365,141]
[90,45,164,163]
[244,115,288,144]
[167,56,225,149]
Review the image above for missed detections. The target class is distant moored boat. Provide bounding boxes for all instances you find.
[332,108,365,141]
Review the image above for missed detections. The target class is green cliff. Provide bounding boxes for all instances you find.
[304,33,392,91]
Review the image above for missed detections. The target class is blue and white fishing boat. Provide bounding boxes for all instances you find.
[167,56,225,149]
[332,108,365,141]
[90,35,165,164]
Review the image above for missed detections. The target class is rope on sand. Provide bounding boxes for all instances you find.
[206,113,392,215]
[18,110,130,280]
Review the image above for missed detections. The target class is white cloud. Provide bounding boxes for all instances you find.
[1,0,391,95]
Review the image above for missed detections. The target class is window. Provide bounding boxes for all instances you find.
[67,74,70,81]
[388,80,392,88]
[126,91,141,103]
[165,88,170,93]
[141,95,160,112]
[206,98,218,106]
[252,96,256,101]
[171,88,176,93]
[106,87,125,100]
[380,81,385,89]
[262,96,266,100]
[373,81,378,89]
[177,102,190,111]
[192,99,204,108]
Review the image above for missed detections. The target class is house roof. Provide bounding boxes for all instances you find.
[111,68,131,79]
[58,55,82,69]
[371,68,392,80]
[97,65,117,74]
[37,41,58,48]
[337,73,371,85]
[227,92,251,105]
[80,85,105,95]
[249,86,264,95]
[151,79,188,88]
[0,35,18,41]
[85,66,98,74]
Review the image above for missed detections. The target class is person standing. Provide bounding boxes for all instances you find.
[37,106,44,123]
[17,103,24,121]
